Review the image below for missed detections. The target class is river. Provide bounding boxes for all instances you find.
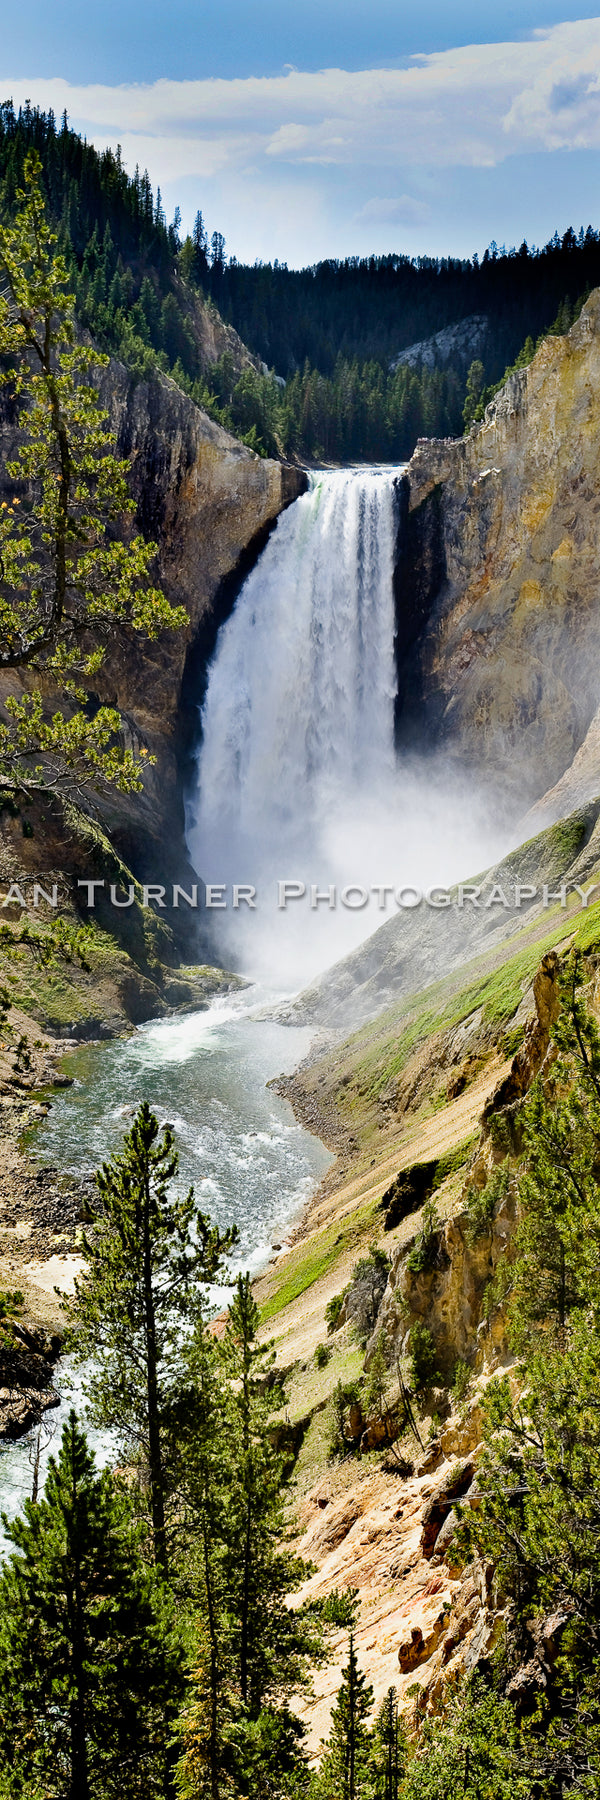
[0,466,409,1532]
[0,987,332,1536]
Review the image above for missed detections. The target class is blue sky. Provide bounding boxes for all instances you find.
[3,4,600,265]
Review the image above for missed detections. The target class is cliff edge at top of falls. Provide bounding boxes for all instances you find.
[395,286,600,818]
[0,359,306,878]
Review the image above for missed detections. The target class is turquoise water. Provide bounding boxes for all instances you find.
[0,988,331,1533]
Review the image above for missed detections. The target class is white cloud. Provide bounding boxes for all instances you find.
[5,19,600,184]
[4,20,600,261]
[356,195,431,225]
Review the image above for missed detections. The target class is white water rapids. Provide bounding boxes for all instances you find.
[0,994,331,1539]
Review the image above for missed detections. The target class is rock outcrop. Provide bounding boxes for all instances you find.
[0,1315,60,1442]
[373,948,562,1376]
[391,313,490,374]
[290,1405,503,1752]
[94,362,306,875]
[396,291,600,820]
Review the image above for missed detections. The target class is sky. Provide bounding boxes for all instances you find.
[3,3,600,266]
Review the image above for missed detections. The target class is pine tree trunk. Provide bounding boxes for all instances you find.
[202,1509,221,1800]
[142,1174,168,1575]
[239,1319,252,1711]
[240,1498,252,1706]
[42,332,71,635]
[69,1563,90,1800]
[349,1654,355,1800]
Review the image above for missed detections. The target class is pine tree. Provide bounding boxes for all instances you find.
[374,1689,406,1800]
[495,952,600,1351]
[64,1103,237,1574]
[363,1340,389,1427]
[172,1319,231,1800]
[462,358,485,430]
[0,1411,183,1800]
[192,210,209,282]
[226,1273,274,1712]
[178,1274,322,1797]
[169,207,182,254]
[401,1679,527,1799]
[453,964,600,1791]
[223,1274,321,1717]
[0,151,187,800]
[210,231,226,271]
[319,1635,374,1800]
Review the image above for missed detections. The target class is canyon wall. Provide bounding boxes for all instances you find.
[94,361,305,870]
[0,361,306,882]
[396,290,600,823]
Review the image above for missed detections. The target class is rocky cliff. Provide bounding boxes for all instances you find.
[373,950,561,1379]
[283,296,600,1034]
[396,290,600,823]
[95,360,305,873]
[391,313,490,374]
[0,360,306,887]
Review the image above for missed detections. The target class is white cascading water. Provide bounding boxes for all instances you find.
[185,470,400,973]
[185,466,502,984]
[189,468,397,847]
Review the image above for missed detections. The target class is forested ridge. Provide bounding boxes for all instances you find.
[211,235,599,380]
[2,99,600,461]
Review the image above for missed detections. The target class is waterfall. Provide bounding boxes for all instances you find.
[185,464,504,983]
[186,468,399,896]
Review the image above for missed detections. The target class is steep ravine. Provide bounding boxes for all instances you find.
[5,293,600,955]
[84,284,600,872]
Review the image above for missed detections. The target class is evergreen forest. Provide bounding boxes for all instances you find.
[2,98,600,462]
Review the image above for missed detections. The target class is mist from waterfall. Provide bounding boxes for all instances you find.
[185,469,505,986]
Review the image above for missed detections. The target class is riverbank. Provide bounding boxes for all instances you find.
[0,1003,86,1331]
[0,1000,84,1442]
[0,954,248,1453]
[0,961,245,1323]
[252,1048,511,1757]
[0,983,329,1458]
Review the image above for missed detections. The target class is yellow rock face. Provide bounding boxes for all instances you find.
[403,291,600,817]
[551,537,574,562]
[517,578,543,612]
